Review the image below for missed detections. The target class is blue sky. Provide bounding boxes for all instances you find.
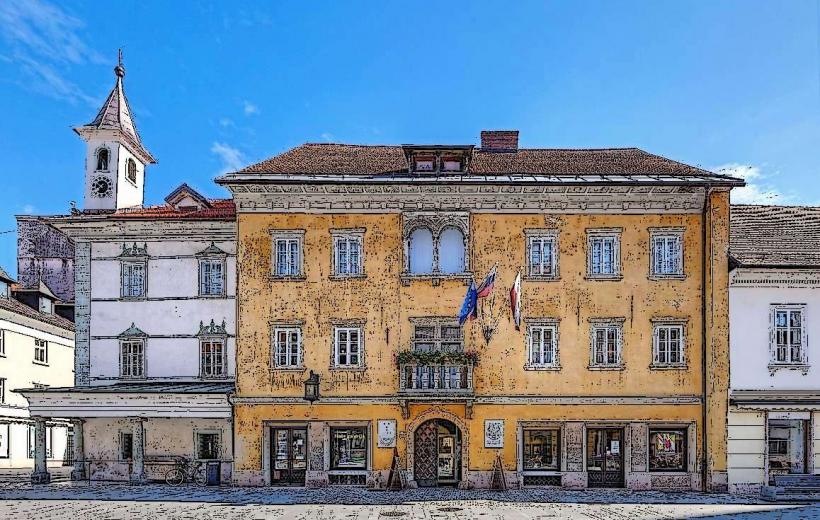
[0,1,819,275]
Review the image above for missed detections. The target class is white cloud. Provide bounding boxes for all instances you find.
[243,100,258,116]
[218,117,235,128]
[22,204,36,214]
[0,0,103,105]
[714,163,793,205]
[210,142,244,174]
[320,132,335,142]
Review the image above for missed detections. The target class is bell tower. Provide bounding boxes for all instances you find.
[74,51,156,211]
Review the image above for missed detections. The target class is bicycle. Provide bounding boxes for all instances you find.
[164,457,208,486]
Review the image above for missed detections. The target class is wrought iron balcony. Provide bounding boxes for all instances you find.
[398,363,474,395]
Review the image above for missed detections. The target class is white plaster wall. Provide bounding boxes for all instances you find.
[114,144,144,210]
[83,138,121,211]
[727,409,766,493]
[729,284,818,390]
[0,422,70,469]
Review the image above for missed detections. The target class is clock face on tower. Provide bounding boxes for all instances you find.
[90,175,113,198]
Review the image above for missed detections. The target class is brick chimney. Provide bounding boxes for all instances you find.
[480,130,519,152]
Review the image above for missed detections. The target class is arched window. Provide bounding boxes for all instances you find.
[126,158,137,183]
[408,228,434,274]
[438,226,465,274]
[96,148,109,171]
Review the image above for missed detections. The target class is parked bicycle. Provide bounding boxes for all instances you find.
[164,457,207,486]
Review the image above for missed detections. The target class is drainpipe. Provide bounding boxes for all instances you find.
[701,186,710,492]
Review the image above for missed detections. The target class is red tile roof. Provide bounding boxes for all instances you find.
[86,199,235,220]
[731,205,820,268]
[239,143,724,178]
[0,296,74,332]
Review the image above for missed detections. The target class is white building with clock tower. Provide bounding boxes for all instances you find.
[75,52,156,211]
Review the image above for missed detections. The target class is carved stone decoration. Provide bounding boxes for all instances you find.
[484,419,504,448]
[564,422,585,472]
[402,211,471,274]
[378,419,397,448]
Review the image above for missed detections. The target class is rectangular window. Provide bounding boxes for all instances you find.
[527,324,559,368]
[590,323,622,367]
[120,432,134,461]
[650,229,684,276]
[334,327,362,368]
[330,426,367,469]
[333,233,364,276]
[121,261,146,297]
[196,432,220,460]
[411,321,463,352]
[33,339,48,364]
[273,327,302,368]
[0,330,5,356]
[771,306,806,365]
[199,259,225,296]
[587,230,622,277]
[653,324,685,366]
[0,378,4,404]
[649,429,687,472]
[27,426,53,459]
[527,235,557,278]
[271,231,304,277]
[200,339,226,378]
[120,339,145,378]
[522,429,560,471]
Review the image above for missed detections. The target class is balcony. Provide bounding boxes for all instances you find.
[398,349,475,397]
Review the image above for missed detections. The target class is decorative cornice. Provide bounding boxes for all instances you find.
[118,242,147,258]
[730,268,820,288]
[118,322,147,338]
[198,319,228,336]
[228,394,702,405]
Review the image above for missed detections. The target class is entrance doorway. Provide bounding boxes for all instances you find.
[768,419,810,482]
[414,419,461,487]
[586,428,624,488]
[270,427,307,486]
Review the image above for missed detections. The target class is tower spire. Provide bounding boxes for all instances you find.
[115,48,125,78]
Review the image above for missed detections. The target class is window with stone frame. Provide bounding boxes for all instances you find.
[120,432,134,461]
[126,158,138,183]
[200,338,226,378]
[649,429,687,472]
[333,326,363,368]
[271,231,304,277]
[587,229,622,278]
[526,230,559,279]
[526,323,559,368]
[121,261,146,298]
[649,228,684,277]
[272,326,302,369]
[411,320,463,352]
[330,426,368,469]
[96,147,110,171]
[652,322,686,367]
[402,214,469,277]
[770,305,808,366]
[196,432,220,460]
[120,339,145,378]
[33,339,48,364]
[199,258,225,296]
[331,229,364,277]
[589,320,623,368]
[522,428,560,471]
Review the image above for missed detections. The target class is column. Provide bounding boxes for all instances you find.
[70,419,86,481]
[129,418,146,484]
[30,417,50,484]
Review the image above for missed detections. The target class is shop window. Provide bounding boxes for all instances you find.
[330,427,367,469]
[649,429,687,472]
[522,429,560,471]
[196,432,220,460]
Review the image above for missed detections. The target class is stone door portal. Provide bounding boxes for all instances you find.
[414,419,461,487]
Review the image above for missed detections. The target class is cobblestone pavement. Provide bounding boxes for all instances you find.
[0,482,817,519]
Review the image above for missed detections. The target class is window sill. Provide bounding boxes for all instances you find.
[524,275,560,282]
[649,364,688,371]
[585,274,623,282]
[400,273,472,287]
[32,361,49,367]
[648,274,686,281]
[270,366,306,372]
[329,274,367,281]
[328,469,369,475]
[767,363,810,375]
[200,375,230,380]
[198,293,228,299]
[648,469,688,474]
[524,364,561,371]
[119,296,147,301]
[269,275,307,282]
[329,366,367,372]
[587,365,624,371]
[522,470,562,476]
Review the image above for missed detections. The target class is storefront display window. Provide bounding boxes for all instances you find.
[331,427,367,470]
[522,429,560,471]
[649,429,686,471]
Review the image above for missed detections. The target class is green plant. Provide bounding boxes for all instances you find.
[396,350,478,367]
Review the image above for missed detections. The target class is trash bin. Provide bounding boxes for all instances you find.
[206,461,221,486]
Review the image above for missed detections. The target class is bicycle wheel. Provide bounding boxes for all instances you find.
[165,468,185,486]
[193,465,208,486]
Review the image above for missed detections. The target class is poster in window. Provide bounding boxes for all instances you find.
[0,423,8,458]
[377,420,396,448]
[484,419,504,448]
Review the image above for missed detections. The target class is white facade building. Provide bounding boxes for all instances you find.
[19,58,237,484]
[0,268,74,470]
[727,205,820,493]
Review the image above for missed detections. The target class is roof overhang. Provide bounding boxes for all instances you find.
[731,390,820,410]
[38,215,235,241]
[73,126,157,165]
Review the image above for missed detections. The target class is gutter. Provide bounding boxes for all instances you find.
[701,187,709,492]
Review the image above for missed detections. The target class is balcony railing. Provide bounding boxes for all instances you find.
[399,363,474,395]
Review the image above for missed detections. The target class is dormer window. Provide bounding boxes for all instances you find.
[96,148,110,171]
[0,282,8,299]
[413,156,435,172]
[441,158,462,172]
[126,158,137,184]
[39,297,53,314]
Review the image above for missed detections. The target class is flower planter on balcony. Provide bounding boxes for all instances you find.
[398,362,474,395]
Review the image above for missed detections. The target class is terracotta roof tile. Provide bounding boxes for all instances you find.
[0,296,74,332]
[239,143,723,178]
[85,199,235,220]
[730,205,820,268]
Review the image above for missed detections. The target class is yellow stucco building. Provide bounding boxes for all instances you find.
[218,131,742,491]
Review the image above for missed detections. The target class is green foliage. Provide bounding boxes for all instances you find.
[396,350,478,367]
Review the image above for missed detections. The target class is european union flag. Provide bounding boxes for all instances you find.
[458,280,478,325]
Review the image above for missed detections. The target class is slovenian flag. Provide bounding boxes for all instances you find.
[458,280,478,325]
[476,264,497,299]
[510,270,522,330]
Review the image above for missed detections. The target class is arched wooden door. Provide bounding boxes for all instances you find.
[414,419,461,487]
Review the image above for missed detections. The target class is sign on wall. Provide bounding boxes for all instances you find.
[484,419,504,448]
[377,419,397,448]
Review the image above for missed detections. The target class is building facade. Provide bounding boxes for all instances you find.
[218,132,742,491]
[19,60,237,484]
[727,205,820,493]
[0,268,74,470]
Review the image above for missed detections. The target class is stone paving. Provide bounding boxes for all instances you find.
[0,482,817,519]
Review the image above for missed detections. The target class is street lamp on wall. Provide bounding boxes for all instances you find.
[304,370,320,403]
